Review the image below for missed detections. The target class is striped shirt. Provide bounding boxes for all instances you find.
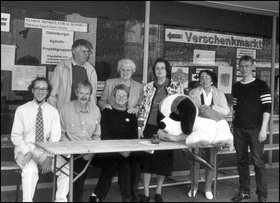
[232,78,271,129]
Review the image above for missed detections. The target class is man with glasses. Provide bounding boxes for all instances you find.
[48,39,98,111]
[231,55,271,202]
[11,77,69,202]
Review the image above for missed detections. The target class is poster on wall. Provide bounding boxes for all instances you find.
[1,13,10,32]
[236,48,256,82]
[41,29,73,65]
[171,67,189,88]
[193,50,215,65]
[218,66,233,94]
[11,65,46,91]
[1,44,16,69]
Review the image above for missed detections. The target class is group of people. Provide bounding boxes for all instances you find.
[11,39,271,203]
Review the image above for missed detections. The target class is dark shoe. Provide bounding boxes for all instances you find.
[155,194,163,202]
[258,196,267,202]
[138,194,150,202]
[89,195,102,202]
[231,192,250,202]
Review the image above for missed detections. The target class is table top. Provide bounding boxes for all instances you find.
[35,139,190,155]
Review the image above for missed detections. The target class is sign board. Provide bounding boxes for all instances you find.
[165,28,263,49]
[25,17,88,32]
[41,29,73,65]
[11,65,46,91]
[1,13,10,32]
[1,44,16,69]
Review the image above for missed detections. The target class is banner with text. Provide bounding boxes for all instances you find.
[41,29,73,65]
[25,17,88,32]
[165,28,263,49]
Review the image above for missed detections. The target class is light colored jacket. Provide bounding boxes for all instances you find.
[188,86,230,116]
[138,80,184,130]
[48,57,97,111]
[98,78,143,111]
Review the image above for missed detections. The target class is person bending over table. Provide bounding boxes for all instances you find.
[59,80,101,202]
[11,77,69,202]
[89,84,141,202]
[137,58,184,202]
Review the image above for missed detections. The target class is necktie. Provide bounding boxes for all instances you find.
[35,106,44,142]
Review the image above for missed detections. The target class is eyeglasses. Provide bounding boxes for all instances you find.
[115,94,128,98]
[79,50,92,55]
[33,87,48,93]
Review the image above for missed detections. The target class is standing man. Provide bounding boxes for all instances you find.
[231,55,271,202]
[48,39,97,111]
[59,80,101,202]
[11,77,69,202]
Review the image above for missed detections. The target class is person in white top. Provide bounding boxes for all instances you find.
[11,77,69,202]
[188,70,230,200]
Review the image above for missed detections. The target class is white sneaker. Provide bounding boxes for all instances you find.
[188,188,197,197]
[205,191,213,200]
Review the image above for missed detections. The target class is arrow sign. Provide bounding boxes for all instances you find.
[192,74,199,81]
[167,32,183,40]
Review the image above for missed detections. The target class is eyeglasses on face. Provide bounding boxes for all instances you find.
[33,87,48,92]
[79,49,92,55]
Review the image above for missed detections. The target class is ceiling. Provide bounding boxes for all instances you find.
[181,1,279,16]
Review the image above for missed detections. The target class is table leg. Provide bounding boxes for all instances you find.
[213,147,217,200]
[69,155,74,202]
[52,155,57,202]
[191,148,195,202]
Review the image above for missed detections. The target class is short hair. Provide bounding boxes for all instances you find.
[75,80,93,95]
[239,55,255,65]
[72,39,93,51]
[28,77,52,99]
[112,84,130,98]
[117,58,136,74]
[152,58,172,80]
[198,70,217,84]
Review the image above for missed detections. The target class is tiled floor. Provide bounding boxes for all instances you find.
[1,168,279,202]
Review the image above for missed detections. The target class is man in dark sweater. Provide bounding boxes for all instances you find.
[231,55,271,203]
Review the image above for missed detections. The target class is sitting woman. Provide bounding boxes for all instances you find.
[89,84,141,202]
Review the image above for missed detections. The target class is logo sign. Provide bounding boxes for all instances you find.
[25,18,88,32]
[1,13,10,32]
[165,28,263,49]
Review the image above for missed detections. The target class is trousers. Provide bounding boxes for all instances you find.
[233,127,268,198]
[93,153,141,201]
[15,148,69,202]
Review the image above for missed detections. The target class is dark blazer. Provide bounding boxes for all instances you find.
[98,78,143,111]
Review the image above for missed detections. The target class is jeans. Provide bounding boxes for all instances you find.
[233,127,268,198]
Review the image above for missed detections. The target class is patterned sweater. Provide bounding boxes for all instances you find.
[232,78,271,129]
[138,79,184,130]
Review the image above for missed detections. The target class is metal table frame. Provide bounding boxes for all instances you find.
[35,139,221,202]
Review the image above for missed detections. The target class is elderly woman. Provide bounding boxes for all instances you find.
[89,84,141,202]
[137,58,184,202]
[187,70,230,200]
[98,58,143,114]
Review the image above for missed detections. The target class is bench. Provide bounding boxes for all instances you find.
[1,161,21,202]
